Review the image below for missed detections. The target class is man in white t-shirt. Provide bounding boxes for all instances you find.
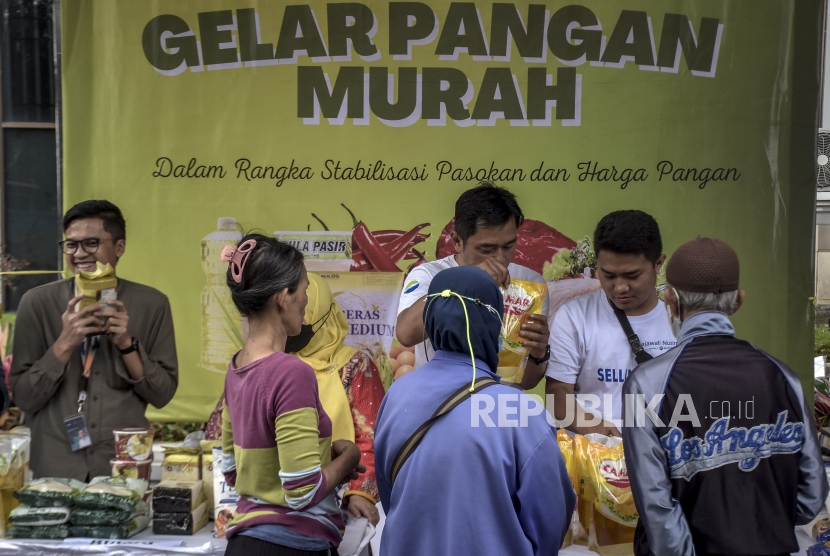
[545,210,676,435]
[396,183,551,388]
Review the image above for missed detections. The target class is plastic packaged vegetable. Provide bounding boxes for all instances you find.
[74,477,148,512]
[497,279,547,384]
[70,500,147,525]
[9,504,70,526]
[13,478,86,508]
[6,525,70,538]
[69,514,150,539]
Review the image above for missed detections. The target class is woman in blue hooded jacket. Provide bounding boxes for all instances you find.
[375,265,575,556]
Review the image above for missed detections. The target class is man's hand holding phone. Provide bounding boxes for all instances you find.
[95,300,132,350]
[53,294,103,366]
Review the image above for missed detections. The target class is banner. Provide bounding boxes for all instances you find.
[62,0,821,421]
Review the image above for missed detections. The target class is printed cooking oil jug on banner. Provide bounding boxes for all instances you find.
[201,218,243,374]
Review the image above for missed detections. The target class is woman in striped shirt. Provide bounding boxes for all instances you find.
[220,234,364,556]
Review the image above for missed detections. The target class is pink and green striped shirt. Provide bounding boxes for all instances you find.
[221,351,343,545]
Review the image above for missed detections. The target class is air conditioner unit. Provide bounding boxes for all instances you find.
[819,128,830,187]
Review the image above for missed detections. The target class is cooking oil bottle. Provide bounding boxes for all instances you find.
[201,218,243,373]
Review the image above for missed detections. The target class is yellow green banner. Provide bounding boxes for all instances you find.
[62,0,820,421]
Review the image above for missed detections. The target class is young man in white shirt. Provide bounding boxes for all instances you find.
[395,183,551,387]
[545,210,676,435]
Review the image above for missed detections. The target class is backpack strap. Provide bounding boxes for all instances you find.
[389,376,499,486]
[608,297,654,365]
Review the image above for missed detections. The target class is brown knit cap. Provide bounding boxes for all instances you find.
[665,238,739,293]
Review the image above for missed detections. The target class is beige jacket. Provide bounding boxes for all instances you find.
[10,278,178,480]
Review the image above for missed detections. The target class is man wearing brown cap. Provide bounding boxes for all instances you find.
[621,238,827,556]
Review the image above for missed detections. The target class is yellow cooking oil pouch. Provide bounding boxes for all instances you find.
[584,439,638,527]
[496,279,547,384]
[577,434,637,553]
[75,262,117,313]
[557,429,577,491]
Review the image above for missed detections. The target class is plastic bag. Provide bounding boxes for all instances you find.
[75,262,117,313]
[69,514,150,539]
[557,429,580,548]
[808,542,830,556]
[497,279,547,384]
[13,478,86,508]
[200,439,220,518]
[582,435,638,526]
[213,447,238,538]
[574,434,637,550]
[816,518,830,543]
[9,504,70,526]
[70,500,147,525]
[74,476,148,512]
[557,429,577,491]
[0,430,30,491]
[161,447,201,481]
[6,524,70,538]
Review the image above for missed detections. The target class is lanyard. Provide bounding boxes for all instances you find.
[77,335,99,414]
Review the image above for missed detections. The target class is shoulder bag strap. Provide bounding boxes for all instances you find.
[389,376,499,486]
[608,297,654,365]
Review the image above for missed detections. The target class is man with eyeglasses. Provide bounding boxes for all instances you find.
[10,200,178,480]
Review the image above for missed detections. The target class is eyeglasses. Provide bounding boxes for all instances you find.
[58,237,113,255]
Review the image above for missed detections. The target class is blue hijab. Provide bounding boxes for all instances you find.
[423,266,504,373]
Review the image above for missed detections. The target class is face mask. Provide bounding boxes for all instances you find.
[285,305,333,353]
[665,288,683,339]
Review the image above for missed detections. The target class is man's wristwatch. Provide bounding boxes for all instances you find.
[118,338,139,355]
[528,344,550,365]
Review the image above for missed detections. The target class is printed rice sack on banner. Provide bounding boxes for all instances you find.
[314,271,403,391]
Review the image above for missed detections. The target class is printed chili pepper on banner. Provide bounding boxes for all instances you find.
[351,231,430,270]
[342,204,431,272]
[352,223,401,272]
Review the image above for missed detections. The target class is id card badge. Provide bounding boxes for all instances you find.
[64,414,92,451]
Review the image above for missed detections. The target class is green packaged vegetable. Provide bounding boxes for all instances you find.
[69,514,150,539]
[70,508,130,526]
[13,478,86,508]
[6,525,70,538]
[74,477,148,512]
[70,500,146,525]
[9,504,71,526]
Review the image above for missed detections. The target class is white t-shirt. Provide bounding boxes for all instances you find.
[396,255,551,370]
[545,288,676,427]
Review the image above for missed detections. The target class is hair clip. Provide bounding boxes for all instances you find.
[221,239,257,283]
